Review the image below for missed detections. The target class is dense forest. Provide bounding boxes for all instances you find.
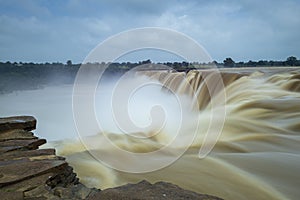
[0,56,299,93]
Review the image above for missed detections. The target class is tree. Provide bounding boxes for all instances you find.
[246,60,256,67]
[139,59,151,65]
[223,57,235,67]
[257,60,268,66]
[236,61,244,68]
[286,56,297,66]
[212,60,218,65]
[66,60,72,66]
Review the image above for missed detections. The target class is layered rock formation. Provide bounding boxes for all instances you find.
[0,116,94,199]
[0,116,223,200]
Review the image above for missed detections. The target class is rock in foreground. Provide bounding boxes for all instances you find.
[0,116,95,199]
[0,116,223,200]
[88,180,223,200]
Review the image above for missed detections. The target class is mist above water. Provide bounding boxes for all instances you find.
[95,75,196,138]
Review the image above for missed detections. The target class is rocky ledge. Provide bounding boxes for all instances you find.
[0,116,223,200]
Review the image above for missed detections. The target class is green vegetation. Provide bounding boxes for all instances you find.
[222,56,300,68]
[0,56,299,93]
[0,61,79,93]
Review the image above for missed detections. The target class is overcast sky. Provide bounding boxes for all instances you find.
[1,0,300,63]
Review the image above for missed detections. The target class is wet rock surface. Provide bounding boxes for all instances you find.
[0,116,223,200]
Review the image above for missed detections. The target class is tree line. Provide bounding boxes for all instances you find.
[0,56,299,93]
[222,56,300,68]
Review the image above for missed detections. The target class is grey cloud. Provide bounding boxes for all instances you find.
[65,0,175,18]
[0,0,300,62]
[148,0,300,61]
[0,0,51,18]
[0,15,111,62]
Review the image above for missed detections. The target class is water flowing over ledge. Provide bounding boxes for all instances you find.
[57,68,300,200]
[1,68,300,199]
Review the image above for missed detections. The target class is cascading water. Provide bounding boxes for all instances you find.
[47,69,300,200]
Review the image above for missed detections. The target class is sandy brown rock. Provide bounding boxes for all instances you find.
[0,190,23,200]
[0,159,67,187]
[0,116,36,132]
[0,149,56,161]
[87,180,223,200]
[0,139,46,153]
[0,129,37,142]
[0,116,97,199]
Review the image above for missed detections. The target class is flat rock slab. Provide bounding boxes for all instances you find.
[0,158,67,187]
[87,180,223,200]
[0,116,36,132]
[0,129,37,142]
[0,149,56,161]
[0,139,46,153]
[0,190,23,200]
